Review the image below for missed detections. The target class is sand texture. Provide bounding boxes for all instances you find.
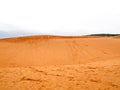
[0,36,120,90]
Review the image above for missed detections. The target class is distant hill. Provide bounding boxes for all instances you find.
[0,24,41,38]
[0,31,41,38]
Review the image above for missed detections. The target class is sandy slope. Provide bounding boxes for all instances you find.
[0,36,120,90]
[0,36,120,66]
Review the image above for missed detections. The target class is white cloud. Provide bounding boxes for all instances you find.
[0,0,120,35]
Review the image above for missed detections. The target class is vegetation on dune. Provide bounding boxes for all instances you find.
[88,34,120,36]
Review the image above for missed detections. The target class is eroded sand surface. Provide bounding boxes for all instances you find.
[0,36,120,90]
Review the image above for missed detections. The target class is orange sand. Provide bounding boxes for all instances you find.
[0,35,120,90]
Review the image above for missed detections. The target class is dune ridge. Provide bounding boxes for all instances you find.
[0,35,106,42]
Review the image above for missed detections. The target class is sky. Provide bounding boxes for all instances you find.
[0,0,120,36]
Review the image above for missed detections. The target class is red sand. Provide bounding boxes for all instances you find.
[0,36,120,90]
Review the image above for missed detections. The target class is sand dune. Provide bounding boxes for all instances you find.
[0,35,120,90]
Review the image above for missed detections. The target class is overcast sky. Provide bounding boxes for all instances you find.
[0,0,120,35]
